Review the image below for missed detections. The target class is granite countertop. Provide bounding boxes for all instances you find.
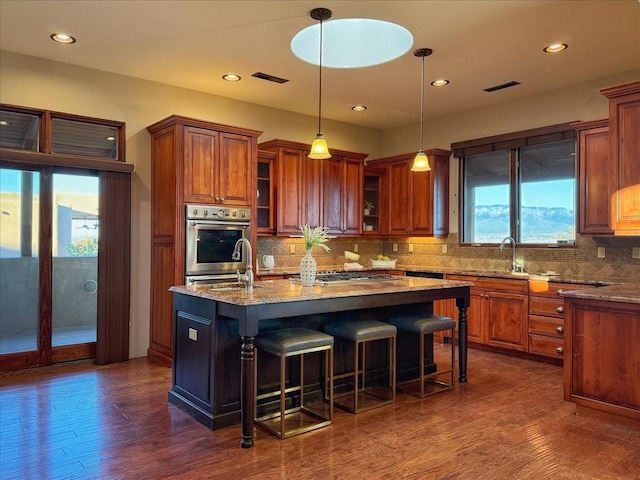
[257,265,623,286]
[559,284,640,305]
[170,277,473,307]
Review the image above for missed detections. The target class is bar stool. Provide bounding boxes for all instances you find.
[324,319,396,413]
[388,314,456,398]
[254,327,334,439]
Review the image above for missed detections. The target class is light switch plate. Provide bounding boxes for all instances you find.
[632,247,640,259]
[392,243,398,252]
[442,245,448,254]
[188,328,198,341]
[408,244,414,253]
[597,247,605,259]
[289,244,296,254]
[353,244,358,253]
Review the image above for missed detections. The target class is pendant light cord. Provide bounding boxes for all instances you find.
[317,16,323,134]
[419,53,425,151]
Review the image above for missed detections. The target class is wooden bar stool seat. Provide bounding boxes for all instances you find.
[324,319,396,413]
[254,328,334,439]
[388,314,456,398]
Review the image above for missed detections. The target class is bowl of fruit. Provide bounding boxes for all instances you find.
[371,255,397,269]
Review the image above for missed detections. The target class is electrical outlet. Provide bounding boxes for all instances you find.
[408,243,414,253]
[289,244,296,254]
[632,247,640,259]
[392,243,398,252]
[597,247,605,259]
[442,245,448,254]
[188,328,198,341]
[353,244,359,253]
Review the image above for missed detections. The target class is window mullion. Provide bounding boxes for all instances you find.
[510,149,519,242]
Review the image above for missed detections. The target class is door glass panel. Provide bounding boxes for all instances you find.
[0,168,40,354]
[52,173,99,346]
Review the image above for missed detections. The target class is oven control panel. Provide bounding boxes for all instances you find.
[186,204,251,221]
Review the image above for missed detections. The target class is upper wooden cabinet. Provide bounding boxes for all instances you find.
[363,166,388,235]
[369,148,450,236]
[145,115,261,366]
[258,139,367,235]
[599,80,640,235]
[182,125,256,206]
[574,119,613,235]
[256,149,276,234]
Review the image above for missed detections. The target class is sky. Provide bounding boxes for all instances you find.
[476,179,575,210]
[0,169,98,194]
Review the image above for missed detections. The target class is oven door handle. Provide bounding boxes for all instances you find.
[189,220,249,228]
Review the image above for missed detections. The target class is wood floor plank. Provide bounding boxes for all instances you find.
[1,347,639,479]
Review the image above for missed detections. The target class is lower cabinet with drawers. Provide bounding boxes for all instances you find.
[528,281,592,361]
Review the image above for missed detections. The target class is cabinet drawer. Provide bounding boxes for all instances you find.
[529,334,564,358]
[529,296,565,318]
[446,275,528,294]
[529,314,564,336]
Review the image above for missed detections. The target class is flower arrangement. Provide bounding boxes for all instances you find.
[301,224,331,252]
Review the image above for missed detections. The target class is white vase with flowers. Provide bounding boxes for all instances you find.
[299,224,331,286]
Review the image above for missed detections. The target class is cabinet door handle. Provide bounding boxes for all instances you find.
[215,196,220,202]
[220,197,225,202]
[557,289,564,295]
[555,326,564,334]
[556,306,564,313]
[555,346,564,355]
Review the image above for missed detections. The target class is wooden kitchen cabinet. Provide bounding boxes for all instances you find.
[564,295,640,428]
[256,149,276,234]
[369,149,450,237]
[599,80,640,235]
[528,281,592,362]
[446,274,529,352]
[363,166,387,235]
[258,139,367,235]
[574,119,613,235]
[183,125,255,207]
[146,115,261,366]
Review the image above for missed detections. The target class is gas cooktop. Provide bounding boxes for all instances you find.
[289,272,395,285]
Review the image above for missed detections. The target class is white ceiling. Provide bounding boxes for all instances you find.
[1,0,639,130]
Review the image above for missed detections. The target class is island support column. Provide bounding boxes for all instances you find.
[456,297,470,382]
[240,335,255,448]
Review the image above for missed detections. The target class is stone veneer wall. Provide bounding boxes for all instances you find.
[257,234,639,282]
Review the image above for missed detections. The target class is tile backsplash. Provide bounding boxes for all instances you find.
[257,234,639,282]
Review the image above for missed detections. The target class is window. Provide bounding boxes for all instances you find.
[456,124,576,245]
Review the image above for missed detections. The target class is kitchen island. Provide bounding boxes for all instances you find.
[169,276,472,448]
[562,284,640,429]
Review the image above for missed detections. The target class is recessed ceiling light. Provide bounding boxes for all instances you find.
[291,18,413,68]
[50,33,76,44]
[431,79,450,87]
[0,120,10,126]
[222,74,241,82]
[351,105,367,112]
[543,43,568,53]
[105,136,116,141]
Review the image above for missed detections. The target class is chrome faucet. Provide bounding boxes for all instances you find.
[499,236,523,273]
[232,238,254,290]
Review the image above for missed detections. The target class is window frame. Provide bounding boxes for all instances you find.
[453,123,577,247]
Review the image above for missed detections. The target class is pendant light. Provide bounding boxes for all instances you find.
[308,7,332,159]
[411,48,433,172]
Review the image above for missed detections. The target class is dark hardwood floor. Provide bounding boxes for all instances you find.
[1,346,639,480]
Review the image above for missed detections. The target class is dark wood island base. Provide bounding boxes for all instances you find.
[169,277,472,448]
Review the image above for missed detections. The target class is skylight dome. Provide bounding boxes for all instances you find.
[291,18,413,68]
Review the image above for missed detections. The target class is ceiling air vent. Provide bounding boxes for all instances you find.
[484,81,521,92]
[251,72,289,84]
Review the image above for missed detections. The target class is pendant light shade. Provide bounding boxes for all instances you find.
[411,48,433,172]
[308,7,332,160]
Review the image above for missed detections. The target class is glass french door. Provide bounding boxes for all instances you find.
[0,167,99,368]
